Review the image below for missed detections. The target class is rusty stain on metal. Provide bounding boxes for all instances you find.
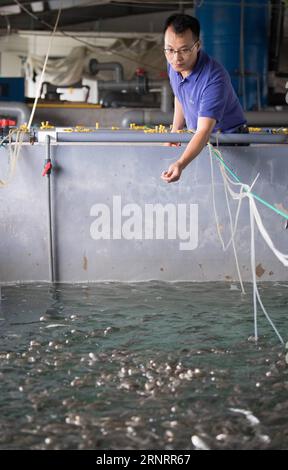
[256,263,265,278]
[83,255,88,271]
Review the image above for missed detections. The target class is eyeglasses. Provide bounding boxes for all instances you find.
[164,42,198,58]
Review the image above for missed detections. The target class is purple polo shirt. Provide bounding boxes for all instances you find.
[168,50,246,133]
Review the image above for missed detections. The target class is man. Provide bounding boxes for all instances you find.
[161,14,247,183]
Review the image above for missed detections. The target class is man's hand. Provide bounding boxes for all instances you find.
[161,117,216,184]
[161,161,183,183]
[163,142,181,147]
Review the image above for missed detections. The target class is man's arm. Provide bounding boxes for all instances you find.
[164,97,185,147]
[171,96,185,132]
[161,116,216,183]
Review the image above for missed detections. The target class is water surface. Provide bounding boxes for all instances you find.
[0,282,288,450]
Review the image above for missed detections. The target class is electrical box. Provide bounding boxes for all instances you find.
[0,77,25,102]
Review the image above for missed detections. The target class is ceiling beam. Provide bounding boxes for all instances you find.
[0,2,178,30]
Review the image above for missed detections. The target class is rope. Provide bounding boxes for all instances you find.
[211,146,288,222]
[0,129,24,187]
[27,8,62,131]
[0,8,61,188]
[208,142,285,344]
[208,142,245,294]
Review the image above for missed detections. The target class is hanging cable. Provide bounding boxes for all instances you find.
[211,146,288,222]
[208,143,245,294]
[249,193,258,341]
[0,128,24,187]
[209,142,285,344]
[27,8,62,131]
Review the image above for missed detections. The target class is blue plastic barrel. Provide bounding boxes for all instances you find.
[195,0,269,110]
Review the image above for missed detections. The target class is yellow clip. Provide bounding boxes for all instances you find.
[40,121,55,130]
[248,127,262,133]
[19,122,29,132]
[74,125,91,132]
[158,124,167,133]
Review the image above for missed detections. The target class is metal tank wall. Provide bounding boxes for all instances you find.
[1,139,288,283]
[195,0,270,110]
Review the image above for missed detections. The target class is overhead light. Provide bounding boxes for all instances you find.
[31,2,44,13]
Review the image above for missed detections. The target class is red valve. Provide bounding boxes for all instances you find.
[135,67,146,77]
[42,161,52,176]
[0,118,16,127]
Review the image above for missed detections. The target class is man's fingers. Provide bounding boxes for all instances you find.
[163,142,181,147]
[161,162,182,183]
[161,170,173,182]
[168,171,179,182]
[162,169,172,177]
[161,170,178,183]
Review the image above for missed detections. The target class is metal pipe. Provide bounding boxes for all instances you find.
[0,101,30,126]
[122,109,288,129]
[121,80,173,127]
[121,110,173,128]
[45,135,55,283]
[245,111,288,126]
[121,110,144,128]
[149,80,173,113]
[56,130,288,144]
[89,60,124,83]
[98,79,144,92]
[96,73,172,114]
[89,58,172,114]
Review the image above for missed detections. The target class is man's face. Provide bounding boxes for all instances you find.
[164,26,199,77]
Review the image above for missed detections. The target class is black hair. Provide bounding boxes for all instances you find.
[164,14,200,40]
